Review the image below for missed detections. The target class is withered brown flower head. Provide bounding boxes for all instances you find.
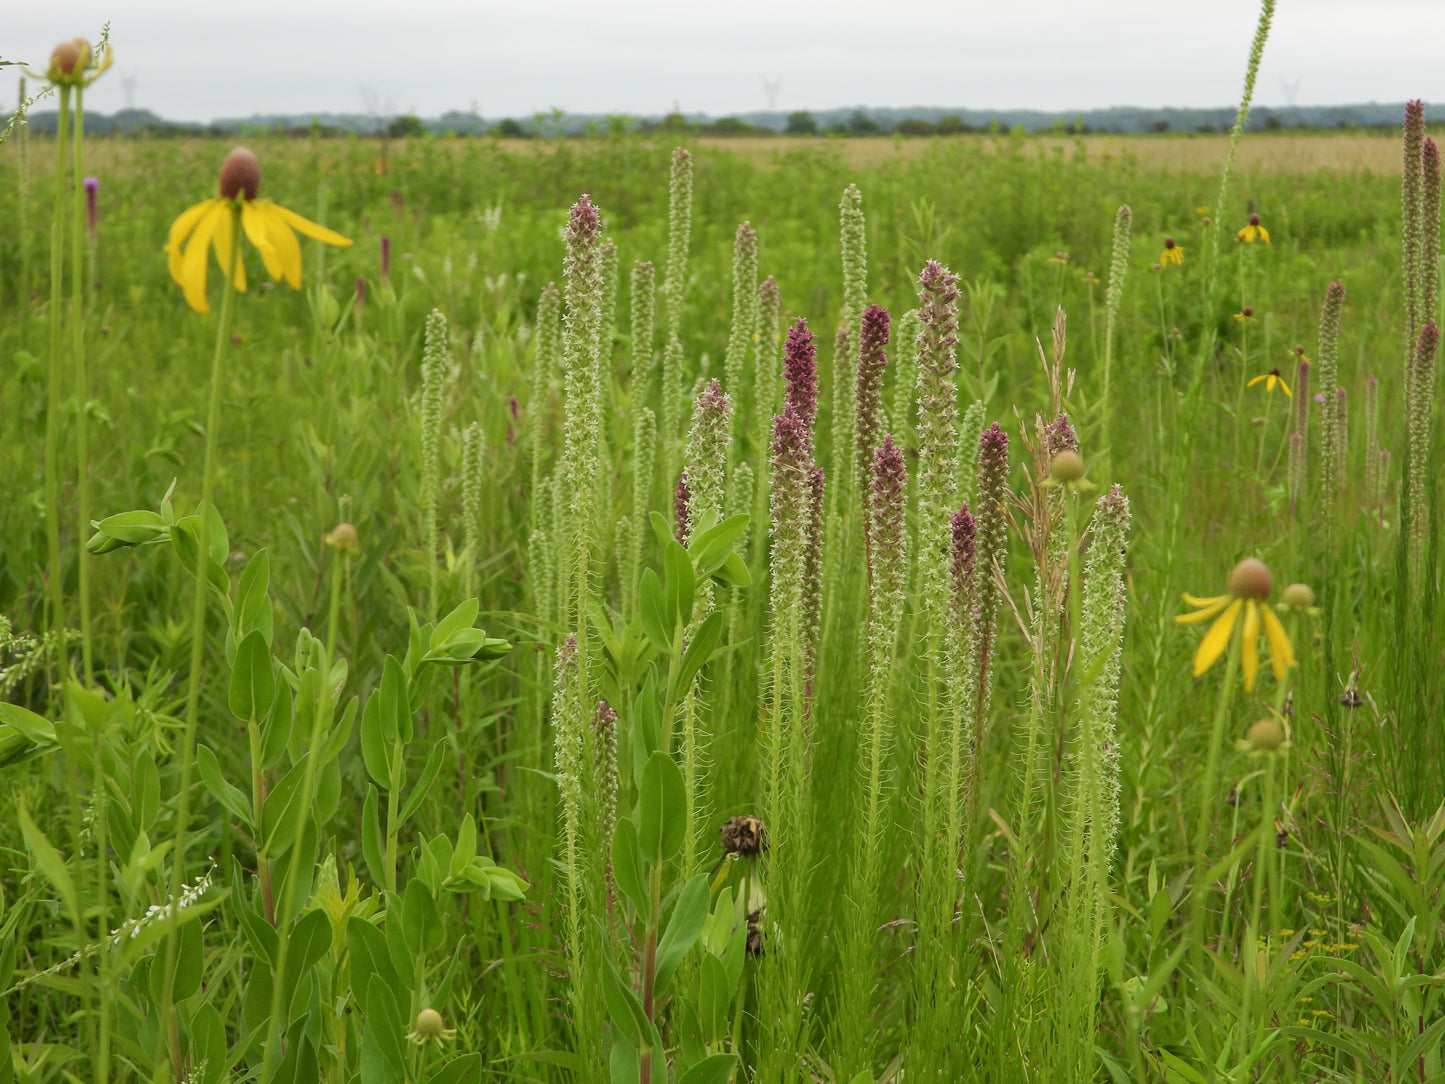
[719,814,769,856]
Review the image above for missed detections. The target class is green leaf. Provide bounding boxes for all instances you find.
[610,817,650,916]
[135,750,161,831]
[648,510,674,551]
[713,550,752,588]
[282,909,333,1022]
[479,864,527,902]
[172,913,205,1001]
[664,540,694,629]
[608,1040,639,1084]
[260,681,293,770]
[229,630,276,722]
[346,915,400,1007]
[637,752,686,864]
[403,877,444,954]
[364,977,408,1076]
[400,740,449,826]
[196,743,252,828]
[235,548,274,647]
[431,597,480,648]
[639,568,670,653]
[451,813,477,880]
[654,873,711,995]
[263,754,311,856]
[362,786,386,888]
[87,508,173,553]
[602,956,651,1051]
[697,954,731,1044]
[674,611,723,696]
[0,703,55,745]
[425,1053,482,1084]
[676,1053,737,1084]
[380,654,410,744]
[18,800,78,920]
[360,696,392,789]
[687,513,748,578]
[189,1003,228,1084]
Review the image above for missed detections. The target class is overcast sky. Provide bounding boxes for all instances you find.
[9,0,1445,122]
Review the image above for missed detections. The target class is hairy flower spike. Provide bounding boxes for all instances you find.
[756,276,782,416]
[724,222,760,406]
[1407,321,1438,582]
[1364,373,1382,513]
[1045,412,1079,457]
[1404,101,1426,349]
[630,260,656,371]
[783,318,819,431]
[1423,138,1440,326]
[462,422,484,571]
[660,149,694,462]
[1316,281,1346,504]
[420,309,448,607]
[949,501,977,634]
[855,304,891,493]
[674,469,691,544]
[683,379,732,543]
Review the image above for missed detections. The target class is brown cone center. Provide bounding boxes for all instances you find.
[219,147,261,201]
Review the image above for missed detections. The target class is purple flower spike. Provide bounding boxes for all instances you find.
[855,304,890,487]
[381,235,391,279]
[674,468,691,544]
[782,318,818,431]
[84,176,98,239]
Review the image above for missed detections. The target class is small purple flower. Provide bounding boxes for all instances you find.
[381,235,391,279]
[509,395,520,419]
[84,177,98,240]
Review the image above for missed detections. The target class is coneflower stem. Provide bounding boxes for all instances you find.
[1189,631,1241,965]
[43,84,71,691]
[157,200,242,1083]
[72,84,93,685]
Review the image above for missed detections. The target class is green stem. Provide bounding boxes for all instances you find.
[44,85,72,691]
[72,85,93,685]
[156,200,241,1082]
[1190,632,1241,966]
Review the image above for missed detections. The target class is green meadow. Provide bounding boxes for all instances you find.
[2,21,1445,1084]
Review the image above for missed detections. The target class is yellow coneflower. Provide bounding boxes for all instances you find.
[1247,368,1292,397]
[1194,205,1210,215]
[1237,212,1270,243]
[1234,306,1256,322]
[1176,558,1295,691]
[1160,236,1183,267]
[166,147,352,313]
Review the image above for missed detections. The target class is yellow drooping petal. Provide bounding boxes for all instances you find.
[241,200,285,281]
[1176,595,1232,624]
[1240,599,1261,691]
[1193,598,1242,677]
[1278,377,1292,398]
[268,201,353,248]
[1258,225,1270,243]
[1260,605,1295,680]
[1247,374,1267,388]
[261,203,304,287]
[168,198,222,285]
[178,203,225,313]
[212,205,247,293]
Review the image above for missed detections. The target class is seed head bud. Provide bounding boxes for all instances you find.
[415,1008,444,1037]
[326,522,360,552]
[48,39,90,82]
[1281,583,1314,609]
[1249,213,1261,227]
[1246,718,1285,753]
[1049,449,1085,483]
[1227,557,1272,600]
[1164,237,1177,250]
[218,147,261,202]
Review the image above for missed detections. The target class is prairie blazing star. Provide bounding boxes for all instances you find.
[1247,368,1292,397]
[1176,558,1295,692]
[166,147,352,313]
[1237,213,1270,243]
[1160,237,1182,267]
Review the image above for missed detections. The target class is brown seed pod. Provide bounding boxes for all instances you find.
[1228,557,1272,601]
